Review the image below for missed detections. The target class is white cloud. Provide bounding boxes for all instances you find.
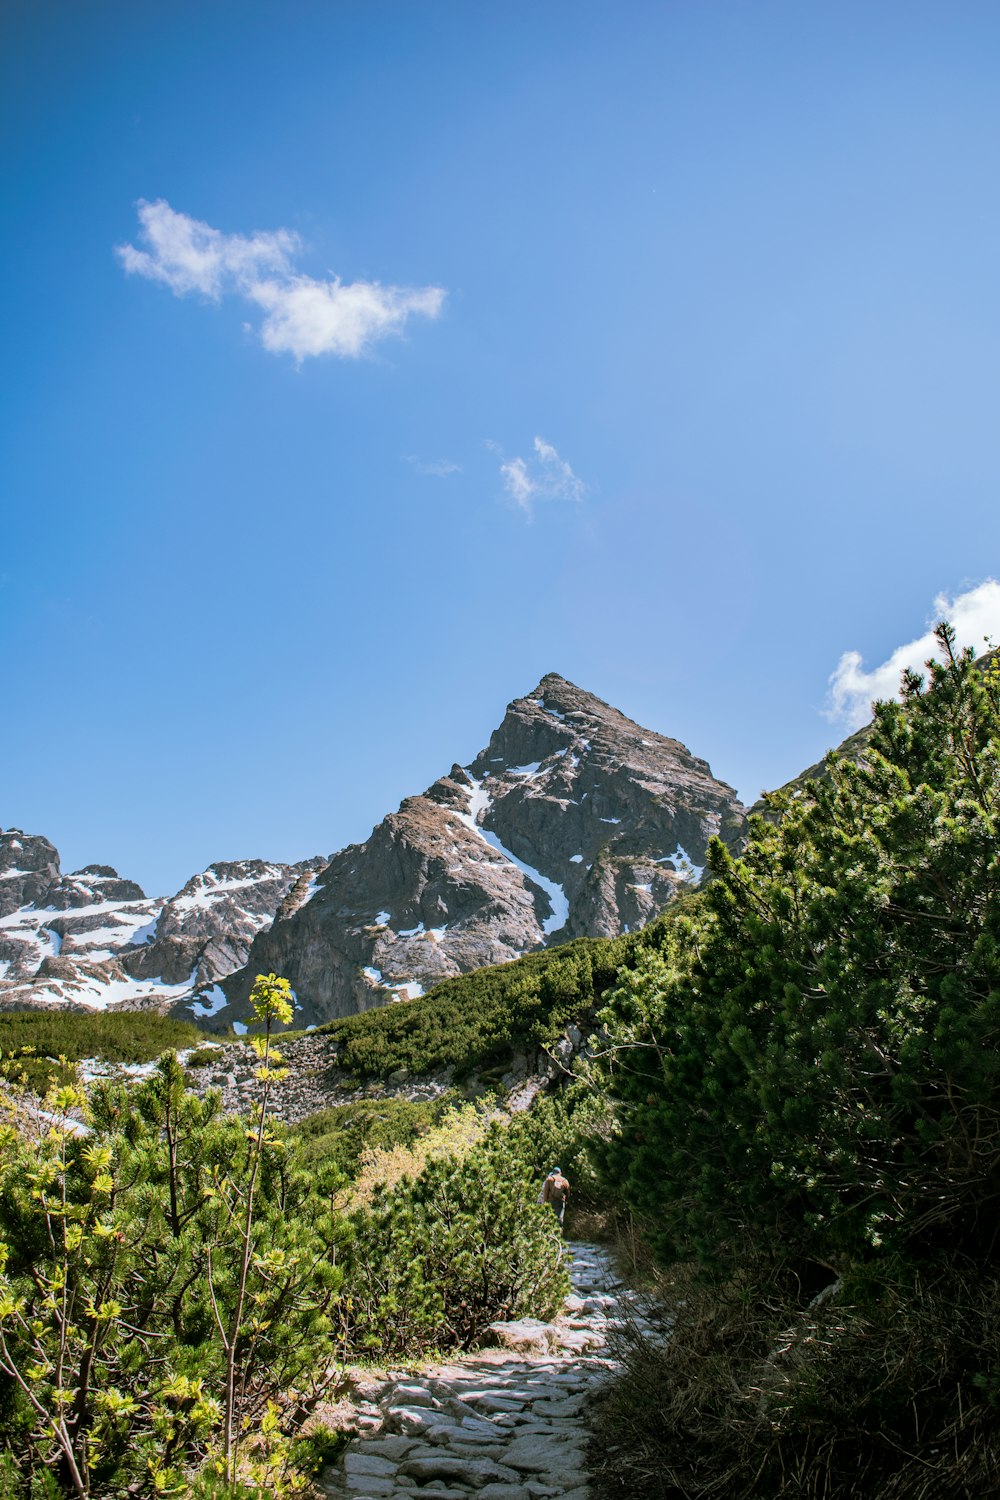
[496,436,586,515]
[116,199,295,297]
[826,579,1000,729]
[500,455,536,509]
[403,455,462,477]
[116,199,445,361]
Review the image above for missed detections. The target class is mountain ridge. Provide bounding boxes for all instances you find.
[1,672,744,1024]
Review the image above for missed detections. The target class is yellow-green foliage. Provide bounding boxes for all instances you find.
[338,1098,498,1211]
[0,1057,341,1499]
[291,1094,456,1181]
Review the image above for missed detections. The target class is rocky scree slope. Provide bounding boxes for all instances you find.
[222,674,745,1028]
[0,829,323,1016]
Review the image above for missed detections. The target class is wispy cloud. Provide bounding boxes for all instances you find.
[403,455,462,477]
[826,579,1000,729]
[494,436,586,516]
[116,199,445,361]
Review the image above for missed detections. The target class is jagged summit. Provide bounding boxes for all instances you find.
[0,828,323,1015]
[221,675,745,1028]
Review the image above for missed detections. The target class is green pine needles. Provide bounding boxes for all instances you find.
[596,626,1000,1267]
[589,627,1000,1495]
[0,1038,342,1494]
[341,1122,570,1356]
[311,931,654,1083]
[0,973,572,1496]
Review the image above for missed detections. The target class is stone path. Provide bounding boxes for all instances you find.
[318,1241,637,1499]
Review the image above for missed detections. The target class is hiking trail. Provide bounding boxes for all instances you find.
[318,1239,650,1499]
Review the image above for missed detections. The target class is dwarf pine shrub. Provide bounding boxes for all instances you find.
[588,631,1000,1496]
[341,1122,570,1355]
[0,977,342,1499]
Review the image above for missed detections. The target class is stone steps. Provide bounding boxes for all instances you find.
[319,1241,631,1499]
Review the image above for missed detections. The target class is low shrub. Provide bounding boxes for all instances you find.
[0,1011,206,1095]
[340,1121,570,1356]
[311,931,656,1081]
[0,985,342,1498]
[291,1094,456,1182]
[185,1045,225,1069]
[0,1046,78,1096]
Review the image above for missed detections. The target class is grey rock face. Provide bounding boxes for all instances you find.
[45,866,148,911]
[223,674,745,1027]
[0,830,60,918]
[0,836,162,993]
[120,858,324,988]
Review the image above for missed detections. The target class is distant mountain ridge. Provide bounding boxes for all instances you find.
[1,672,745,1025]
[0,841,324,1016]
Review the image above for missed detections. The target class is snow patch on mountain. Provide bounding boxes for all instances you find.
[0,834,325,1016]
[456,774,569,937]
[388,980,425,1000]
[190,985,228,1019]
[173,866,287,913]
[665,844,704,882]
[40,969,199,1013]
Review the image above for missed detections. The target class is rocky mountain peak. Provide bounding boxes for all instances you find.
[2,675,746,1028]
[46,867,148,910]
[220,675,746,1028]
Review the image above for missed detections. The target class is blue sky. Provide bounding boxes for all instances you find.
[4,1,1000,896]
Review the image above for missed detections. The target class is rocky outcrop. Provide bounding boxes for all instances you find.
[119,859,325,989]
[0,831,60,919]
[222,674,745,1027]
[0,835,162,994]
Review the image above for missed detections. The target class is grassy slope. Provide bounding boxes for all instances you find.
[0,896,697,1093]
[0,1010,210,1092]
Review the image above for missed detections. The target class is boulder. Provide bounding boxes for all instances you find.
[484,1319,559,1356]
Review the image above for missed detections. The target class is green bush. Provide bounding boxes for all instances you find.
[0,1012,207,1096]
[291,1094,456,1182]
[0,1026,341,1496]
[0,1048,79,1096]
[185,1046,225,1069]
[312,930,664,1082]
[341,1122,570,1356]
[595,631,1000,1269]
[587,630,1000,1495]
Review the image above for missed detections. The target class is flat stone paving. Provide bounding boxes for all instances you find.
[319,1240,639,1499]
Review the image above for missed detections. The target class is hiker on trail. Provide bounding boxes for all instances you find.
[541,1166,570,1228]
